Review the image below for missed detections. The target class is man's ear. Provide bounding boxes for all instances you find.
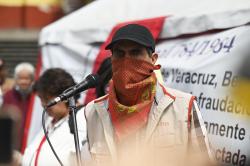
[151,53,158,64]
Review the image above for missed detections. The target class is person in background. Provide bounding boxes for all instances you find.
[0,105,22,166]
[96,57,112,98]
[3,62,35,151]
[22,68,86,166]
[233,54,250,109]
[83,24,215,166]
[0,58,7,108]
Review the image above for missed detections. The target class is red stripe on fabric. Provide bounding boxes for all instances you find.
[188,96,196,130]
[34,135,46,166]
[84,16,166,104]
[21,52,42,153]
[159,84,176,100]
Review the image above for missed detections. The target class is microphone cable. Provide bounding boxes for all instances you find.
[42,108,64,166]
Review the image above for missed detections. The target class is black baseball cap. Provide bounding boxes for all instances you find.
[105,24,155,52]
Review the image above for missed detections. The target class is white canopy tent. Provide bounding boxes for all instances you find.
[38,0,250,85]
[40,0,250,45]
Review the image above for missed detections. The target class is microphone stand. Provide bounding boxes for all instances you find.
[68,96,82,166]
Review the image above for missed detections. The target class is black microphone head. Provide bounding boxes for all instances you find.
[86,74,100,88]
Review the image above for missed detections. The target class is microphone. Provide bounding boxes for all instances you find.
[46,74,100,107]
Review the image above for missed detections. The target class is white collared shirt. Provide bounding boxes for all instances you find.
[22,107,86,166]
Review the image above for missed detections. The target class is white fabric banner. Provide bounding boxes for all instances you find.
[156,25,250,166]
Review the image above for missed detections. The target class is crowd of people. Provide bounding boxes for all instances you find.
[0,24,217,166]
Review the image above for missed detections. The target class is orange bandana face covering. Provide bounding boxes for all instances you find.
[111,57,160,106]
[108,57,160,141]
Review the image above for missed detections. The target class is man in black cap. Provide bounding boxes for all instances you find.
[83,24,214,166]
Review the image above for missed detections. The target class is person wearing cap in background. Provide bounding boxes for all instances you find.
[96,57,112,98]
[82,24,215,166]
[3,62,35,151]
